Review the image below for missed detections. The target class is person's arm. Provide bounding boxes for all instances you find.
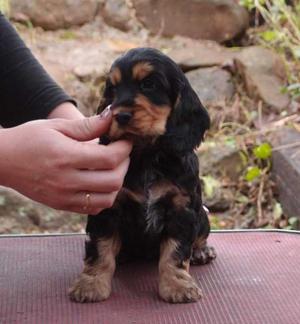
[0,13,77,127]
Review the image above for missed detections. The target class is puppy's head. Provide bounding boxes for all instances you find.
[99,48,210,153]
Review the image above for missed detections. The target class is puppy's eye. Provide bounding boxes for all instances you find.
[140,78,156,91]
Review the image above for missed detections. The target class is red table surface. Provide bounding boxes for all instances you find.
[0,231,299,324]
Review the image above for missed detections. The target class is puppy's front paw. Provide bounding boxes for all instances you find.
[191,245,217,265]
[159,273,202,303]
[69,273,111,303]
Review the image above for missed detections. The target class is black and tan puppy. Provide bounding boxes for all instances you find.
[69,48,216,304]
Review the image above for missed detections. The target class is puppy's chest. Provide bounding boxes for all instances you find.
[120,161,191,212]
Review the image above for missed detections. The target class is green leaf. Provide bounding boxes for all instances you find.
[253,143,272,160]
[239,0,265,10]
[259,30,278,42]
[245,166,261,182]
[239,0,255,10]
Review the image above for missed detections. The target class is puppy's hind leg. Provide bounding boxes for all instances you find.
[191,238,217,265]
[191,207,216,265]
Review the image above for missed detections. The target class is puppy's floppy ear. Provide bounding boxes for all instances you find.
[160,79,210,154]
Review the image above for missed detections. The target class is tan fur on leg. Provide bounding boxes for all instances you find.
[69,236,120,303]
[158,239,202,303]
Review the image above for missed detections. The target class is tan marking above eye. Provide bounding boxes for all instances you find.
[109,67,122,85]
[132,62,154,81]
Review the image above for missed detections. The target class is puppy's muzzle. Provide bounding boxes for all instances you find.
[115,112,133,126]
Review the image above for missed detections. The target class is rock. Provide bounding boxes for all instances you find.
[272,128,300,218]
[65,79,100,116]
[16,18,144,115]
[186,67,235,106]
[132,0,249,42]
[30,45,109,116]
[18,29,121,115]
[234,46,290,111]
[101,0,133,31]
[167,38,236,71]
[0,187,85,234]
[201,177,232,212]
[10,0,99,30]
[198,141,244,181]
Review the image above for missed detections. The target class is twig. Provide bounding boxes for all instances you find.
[272,141,300,151]
[257,100,263,129]
[291,149,300,159]
[257,172,266,225]
[241,114,299,138]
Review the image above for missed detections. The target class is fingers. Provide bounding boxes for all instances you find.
[72,157,130,192]
[57,108,112,141]
[47,157,130,214]
[63,191,119,215]
[72,140,133,170]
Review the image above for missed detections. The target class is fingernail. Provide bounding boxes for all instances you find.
[99,105,112,119]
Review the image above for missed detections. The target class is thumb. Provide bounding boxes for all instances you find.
[59,107,112,141]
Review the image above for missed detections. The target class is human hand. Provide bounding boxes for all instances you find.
[0,108,132,214]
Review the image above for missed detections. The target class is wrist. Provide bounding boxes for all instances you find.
[47,102,84,120]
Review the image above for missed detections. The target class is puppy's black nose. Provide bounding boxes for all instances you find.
[115,112,132,126]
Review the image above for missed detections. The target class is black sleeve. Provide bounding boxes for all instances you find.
[0,13,77,127]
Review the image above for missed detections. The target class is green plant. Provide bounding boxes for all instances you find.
[241,142,285,226]
[240,0,300,98]
[281,83,300,99]
[240,0,300,52]
[244,142,272,182]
